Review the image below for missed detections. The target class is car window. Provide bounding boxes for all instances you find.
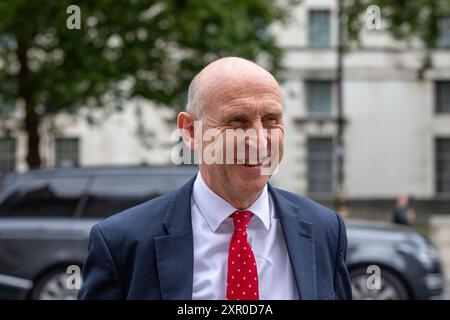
[81,174,172,218]
[0,176,88,217]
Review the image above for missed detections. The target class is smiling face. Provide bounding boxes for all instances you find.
[182,57,284,209]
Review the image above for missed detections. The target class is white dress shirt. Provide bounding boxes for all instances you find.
[191,173,299,300]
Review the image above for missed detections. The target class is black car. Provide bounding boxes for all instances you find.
[346,220,443,299]
[0,166,445,300]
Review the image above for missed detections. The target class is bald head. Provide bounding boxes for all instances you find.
[177,57,285,208]
[186,57,280,119]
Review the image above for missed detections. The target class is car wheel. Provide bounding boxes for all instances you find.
[350,267,409,300]
[31,269,79,300]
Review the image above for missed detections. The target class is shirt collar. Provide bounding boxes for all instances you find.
[192,173,271,232]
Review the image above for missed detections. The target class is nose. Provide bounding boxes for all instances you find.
[245,119,268,159]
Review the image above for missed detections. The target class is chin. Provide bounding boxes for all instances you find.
[235,175,268,194]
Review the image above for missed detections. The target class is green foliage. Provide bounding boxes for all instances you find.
[345,0,449,47]
[344,0,450,77]
[0,0,297,116]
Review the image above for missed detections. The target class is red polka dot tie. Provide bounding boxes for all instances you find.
[226,210,259,300]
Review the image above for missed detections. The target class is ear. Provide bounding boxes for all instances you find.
[177,112,198,150]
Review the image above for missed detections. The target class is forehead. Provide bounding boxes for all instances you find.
[203,78,282,115]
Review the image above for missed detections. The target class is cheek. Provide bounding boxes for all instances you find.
[268,129,284,152]
[278,134,285,157]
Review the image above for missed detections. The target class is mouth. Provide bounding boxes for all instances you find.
[242,159,262,167]
[236,158,271,167]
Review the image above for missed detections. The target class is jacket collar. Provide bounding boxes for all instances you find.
[155,174,316,300]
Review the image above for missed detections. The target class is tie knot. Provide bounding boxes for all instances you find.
[231,210,253,231]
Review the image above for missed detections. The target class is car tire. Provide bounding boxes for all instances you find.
[30,268,80,300]
[350,266,409,300]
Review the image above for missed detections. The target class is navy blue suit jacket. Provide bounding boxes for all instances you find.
[78,175,352,300]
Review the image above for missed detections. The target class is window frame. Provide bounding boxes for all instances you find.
[438,16,450,49]
[0,137,16,180]
[305,80,334,117]
[307,136,334,196]
[54,137,80,168]
[436,138,450,196]
[308,9,332,48]
[435,81,450,114]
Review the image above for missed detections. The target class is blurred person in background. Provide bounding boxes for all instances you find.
[393,195,416,226]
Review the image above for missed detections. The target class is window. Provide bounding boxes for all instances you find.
[82,175,170,218]
[308,10,331,48]
[436,138,450,195]
[0,137,16,180]
[307,137,333,195]
[438,16,450,48]
[436,81,450,114]
[0,176,88,217]
[306,81,333,115]
[55,138,79,167]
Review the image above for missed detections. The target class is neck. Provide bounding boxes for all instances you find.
[199,170,263,210]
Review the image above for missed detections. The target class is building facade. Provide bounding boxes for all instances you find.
[270,0,450,219]
[1,0,449,219]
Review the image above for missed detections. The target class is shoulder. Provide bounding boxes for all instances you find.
[91,174,196,248]
[93,190,174,245]
[270,186,345,234]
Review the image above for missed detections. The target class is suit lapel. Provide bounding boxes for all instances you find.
[154,175,197,300]
[269,185,317,299]
[153,176,317,300]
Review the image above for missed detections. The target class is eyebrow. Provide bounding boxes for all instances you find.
[222,110,249,119]
[263,109,283,117]
[220,107,282,121]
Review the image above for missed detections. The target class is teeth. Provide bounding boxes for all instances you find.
[245,160,260,165]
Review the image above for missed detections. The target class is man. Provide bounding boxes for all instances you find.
[79,57,352,300]
[393,194,416,225]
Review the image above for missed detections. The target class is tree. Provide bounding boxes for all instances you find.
[0,0,298,169]
[344,0,450,76]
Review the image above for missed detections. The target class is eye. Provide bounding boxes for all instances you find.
[263,116,279,125]
[229,117,246,126]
